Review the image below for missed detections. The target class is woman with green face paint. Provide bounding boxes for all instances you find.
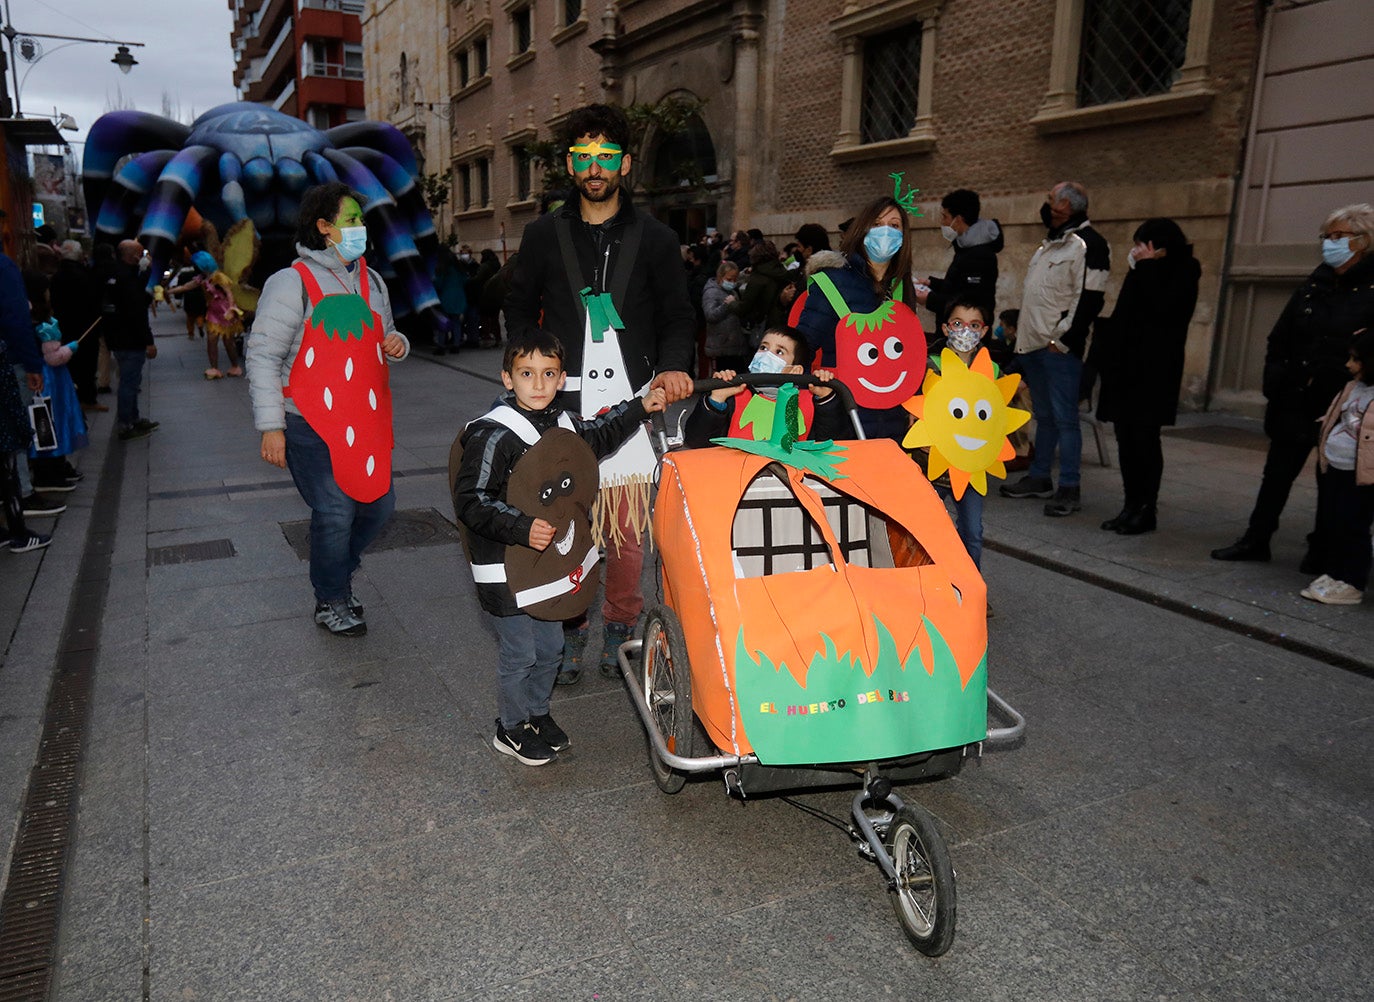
[245,182,412,636]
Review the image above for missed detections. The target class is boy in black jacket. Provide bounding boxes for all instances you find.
[453,332,666,766]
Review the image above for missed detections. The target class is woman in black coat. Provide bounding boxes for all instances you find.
[1092,218,1200,534]
[1212,203,1374,564]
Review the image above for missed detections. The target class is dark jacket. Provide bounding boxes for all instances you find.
[1092,254,1201,426]
[925,218,1003,332]
[0,253,41,372]
[454,392,649,616]
[794,252,910,442]
[735,257,791,331]
[504,197,695,398]
[50,258,101,347]
[1259,254,1374,443]
[101,261,153,352]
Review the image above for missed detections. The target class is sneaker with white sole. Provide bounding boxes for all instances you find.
[529,713,570,752]
[1300,576,1362,605]
[314,600,366,636]
[21,494,66,517]
[493,720,557,765]
[9,531,52,553]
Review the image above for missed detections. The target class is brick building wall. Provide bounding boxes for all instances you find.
[369,0,1264,409]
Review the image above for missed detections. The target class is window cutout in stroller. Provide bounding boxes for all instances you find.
[731,464,838,578]
[798,474,934,570]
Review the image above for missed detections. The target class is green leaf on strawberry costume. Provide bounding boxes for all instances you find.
[308,293,376,341]
[843,299,897,336]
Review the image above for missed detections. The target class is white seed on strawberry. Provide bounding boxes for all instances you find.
[375,343,383,364]
[324,387,333,410]
[368,389,377,410]
[304,346,315,368]
[366,455,375,476]
[346,425,355,446]
[345,357,354,381]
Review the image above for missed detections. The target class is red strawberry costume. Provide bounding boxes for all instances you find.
[285,260,395,503]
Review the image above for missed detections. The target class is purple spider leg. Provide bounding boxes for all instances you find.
[93,150,176,244]
[138,145,219,291]
[82,110,190,230]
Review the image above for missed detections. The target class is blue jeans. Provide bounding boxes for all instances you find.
[1021,348,1082,488]
[112,349,146,428]
[936,483,984,569]
[487,611,564,728]
[283,413,396,604]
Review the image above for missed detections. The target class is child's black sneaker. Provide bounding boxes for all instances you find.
[493,720,557,766]
[529,713,570,752]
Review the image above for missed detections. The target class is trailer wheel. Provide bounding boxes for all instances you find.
[641,606,692,794]
[886,804,956,956]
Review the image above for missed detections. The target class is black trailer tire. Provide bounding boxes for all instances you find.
[886,804,956,956]
[641,606,693,794]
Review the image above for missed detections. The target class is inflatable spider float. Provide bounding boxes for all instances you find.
[81,103,446,333]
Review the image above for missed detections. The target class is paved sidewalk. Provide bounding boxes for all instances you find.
[1,316,1370,1000]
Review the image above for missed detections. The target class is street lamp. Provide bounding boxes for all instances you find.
[111,45,137,74]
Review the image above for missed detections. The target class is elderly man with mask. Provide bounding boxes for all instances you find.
[1000,181,1110,517]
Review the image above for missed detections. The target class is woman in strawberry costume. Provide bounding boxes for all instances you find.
[794,195,926,441]
[246,183,411,636]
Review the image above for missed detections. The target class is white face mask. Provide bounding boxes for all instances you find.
[941,225,959,243]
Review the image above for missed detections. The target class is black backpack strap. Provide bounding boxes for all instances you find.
[609,216,643,311]
[553,214,588,317]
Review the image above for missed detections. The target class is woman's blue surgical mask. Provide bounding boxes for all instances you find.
[335,226,368,262]
[864,225,903,264]
[1323,236,1356,270]
[720,280,737,291]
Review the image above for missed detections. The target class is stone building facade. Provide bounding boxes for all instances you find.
[359,0,453,235]
[360,1,1368,410]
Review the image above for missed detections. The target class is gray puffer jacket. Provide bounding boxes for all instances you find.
[246,245,410,433]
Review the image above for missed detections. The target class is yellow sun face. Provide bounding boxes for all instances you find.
[902,348,1030,498]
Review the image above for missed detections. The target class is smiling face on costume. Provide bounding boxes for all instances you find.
[566,134,631,204]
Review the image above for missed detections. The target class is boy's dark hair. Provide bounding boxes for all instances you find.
[768,325,814,370]
[794,223,831,253]
[998,308,1019,328]
[1353,328,1374,385]
[563,104,630,151]
[946,295,991,327]
[503,331,566,373]
[747,227,764,243]
[941,189,981,225]
[297,183,359,250]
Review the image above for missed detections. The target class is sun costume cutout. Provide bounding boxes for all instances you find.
[902,348,1029,499]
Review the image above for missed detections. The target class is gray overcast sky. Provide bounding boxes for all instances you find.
[7,0,238,163]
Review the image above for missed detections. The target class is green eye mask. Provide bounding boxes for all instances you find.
[569,141,624,172]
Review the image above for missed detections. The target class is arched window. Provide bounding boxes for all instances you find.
[398,52,409,105]
[650,113,717,189]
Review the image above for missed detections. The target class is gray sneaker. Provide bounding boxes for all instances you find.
[1044,486,1082,517]
[999,474,1055,499]
[314,601,366,636]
